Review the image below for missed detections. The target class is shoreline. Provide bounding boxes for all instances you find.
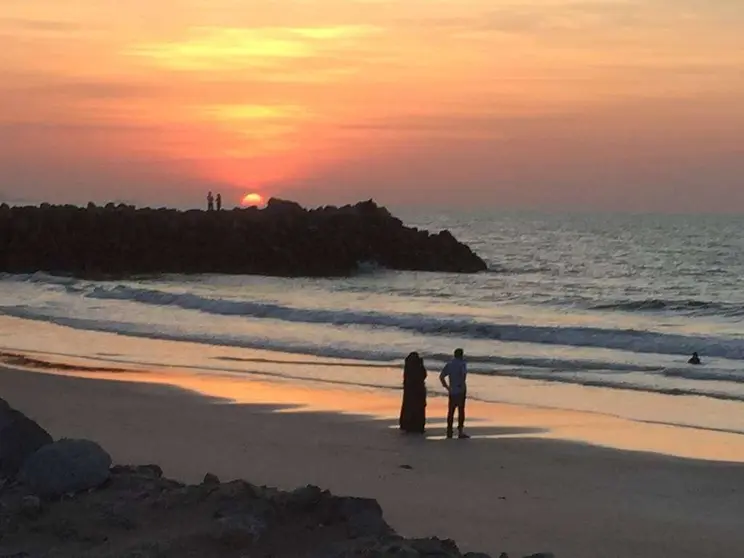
[4,312,744,463]
[3,361,744,557]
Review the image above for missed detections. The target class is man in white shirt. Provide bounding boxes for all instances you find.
[439,348,469,439]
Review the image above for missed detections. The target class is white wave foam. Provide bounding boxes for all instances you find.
[75,284,744,360]
[662,368,744,384]
[2,305,744,404]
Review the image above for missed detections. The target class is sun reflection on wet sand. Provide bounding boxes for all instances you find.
[12,358,744,464]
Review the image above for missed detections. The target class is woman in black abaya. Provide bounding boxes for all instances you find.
[399,352,427,434]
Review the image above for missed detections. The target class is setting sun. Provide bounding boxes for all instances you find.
[241,193,265,207]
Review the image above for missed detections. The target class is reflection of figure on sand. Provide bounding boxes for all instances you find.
[440,348,469,439]
[688,352,701,365]
[399,352,427,434]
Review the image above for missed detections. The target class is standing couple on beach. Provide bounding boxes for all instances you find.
[399,348,469,439]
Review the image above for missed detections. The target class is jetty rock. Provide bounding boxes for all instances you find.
[0,199,488,278]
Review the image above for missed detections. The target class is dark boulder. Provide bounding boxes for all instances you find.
[264,197,306,217]
[0,398,53,479]
[202,472,220,485]
[336,496,393,538]
[19,438,112,498]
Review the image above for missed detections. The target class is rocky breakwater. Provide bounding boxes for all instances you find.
[0,199,487,278]
[0,397,556,558]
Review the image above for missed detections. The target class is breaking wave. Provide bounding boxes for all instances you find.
[74,284,744,360]
[2,305,744,404]
[590,298,744,316]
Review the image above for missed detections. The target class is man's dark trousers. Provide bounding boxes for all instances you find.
[446,390,466,437]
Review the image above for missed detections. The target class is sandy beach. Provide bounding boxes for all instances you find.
[2,352,744,558]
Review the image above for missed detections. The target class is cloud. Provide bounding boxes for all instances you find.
[0,121,161,135]
[290,25,380,40]
[0,17,81,33]
[197,103,315,154]
[338,113,522,139]
[395,0,743,37]
[129,25,382,71]
[203,104,311,122]
[340,92,744,138]
[2,77,161,100]
[0,74,177,131]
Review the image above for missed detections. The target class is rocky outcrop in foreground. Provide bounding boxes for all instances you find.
[0,199,488,277]
[0,398,553,557]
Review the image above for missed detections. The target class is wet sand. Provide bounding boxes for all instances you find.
[2,360,744,558]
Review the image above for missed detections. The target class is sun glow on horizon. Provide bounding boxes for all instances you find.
[241,192,265,207]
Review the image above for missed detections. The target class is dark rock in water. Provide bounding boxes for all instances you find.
[0,398,53,479]
[0,199,488,277]
[19,438,112,498]
[523,554,555,558]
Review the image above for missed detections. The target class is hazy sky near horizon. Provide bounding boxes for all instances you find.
[1,0,743,211]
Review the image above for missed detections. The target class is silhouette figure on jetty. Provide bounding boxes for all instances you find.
[688,352,701,365]
[216,193,222,211]
[399,352,427,434]
[207,192,215,211]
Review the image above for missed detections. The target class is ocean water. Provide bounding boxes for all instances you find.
[2,210,744,411]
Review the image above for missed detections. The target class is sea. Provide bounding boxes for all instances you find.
[2,210,744,434]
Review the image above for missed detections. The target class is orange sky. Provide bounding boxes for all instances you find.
[1,0,742,211]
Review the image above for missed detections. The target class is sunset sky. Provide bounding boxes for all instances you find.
[1,0,742,211]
